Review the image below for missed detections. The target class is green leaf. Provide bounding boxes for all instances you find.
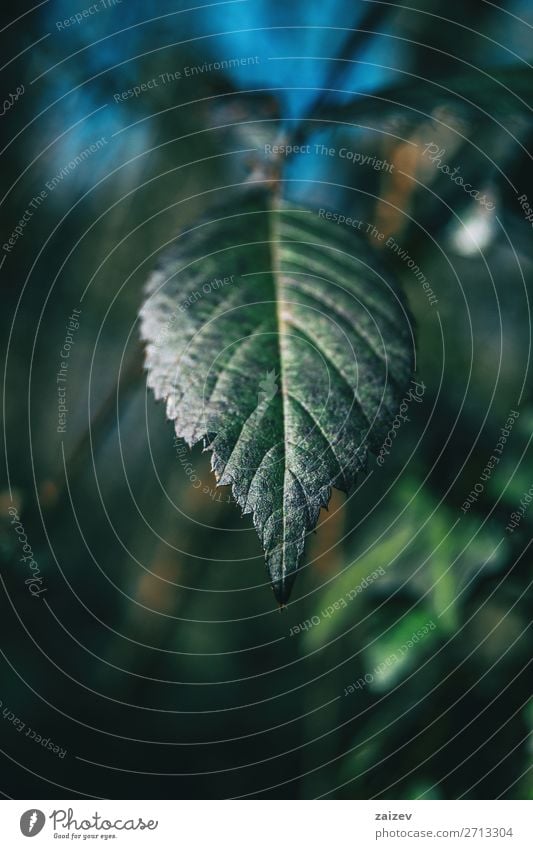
[140,190,413,604]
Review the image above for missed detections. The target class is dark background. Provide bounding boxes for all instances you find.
[0,0,532,799]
